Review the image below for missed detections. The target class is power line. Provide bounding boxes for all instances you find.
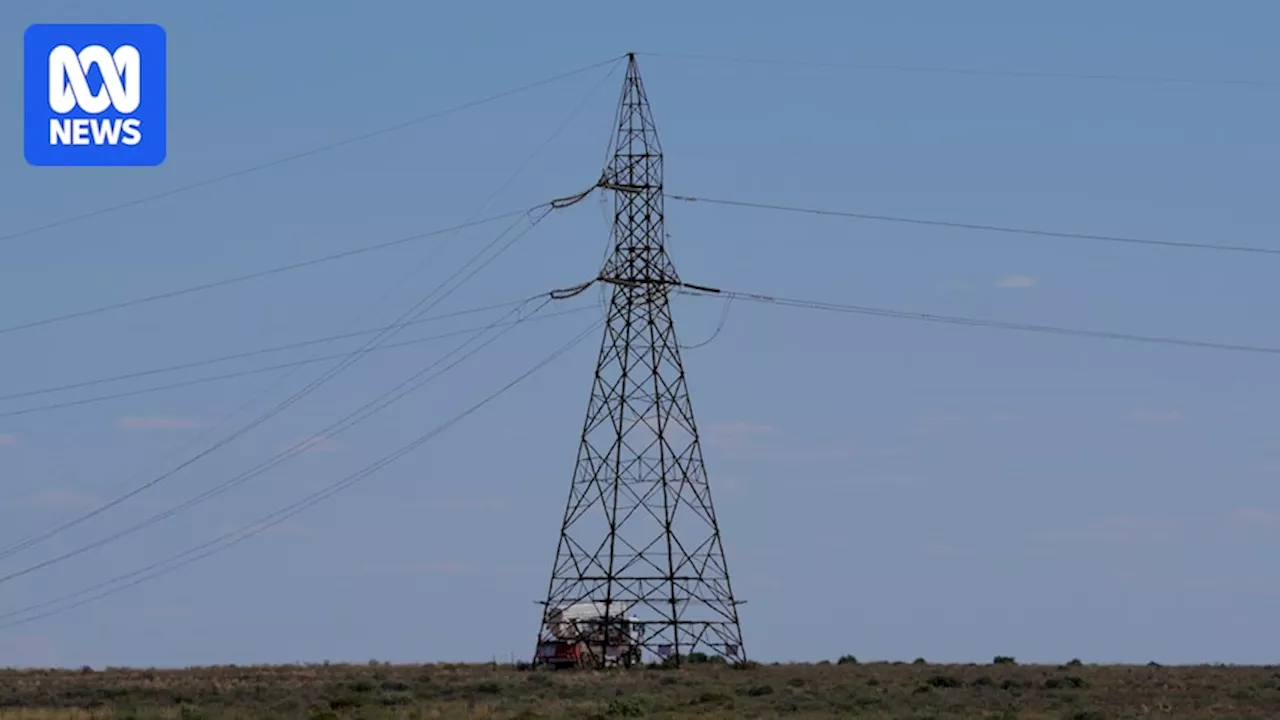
[678,286,1280,357]
[14,280,1273,621]
[0,317,603,629]
[0,60,618,340]
[0,299,542,403]
[638,51,1278,89]
[0,294,558,577]
[0,168,603,568]
[0,306,595,419]
[680,296,733,350]
[0,207,534,338]
[667,193,1280,257]
[0,62,611,562]
[0,55,624,247]
[0,202,560,563]
[0,62,620,409]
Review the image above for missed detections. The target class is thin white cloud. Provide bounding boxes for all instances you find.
[436,495,511,513]
[767,444,886,465]
[145,604,194,620]
[1045,509,1280,549]
[708,421,777,440]
[997,275,1036,289]
[1224,508,1280,529]
[28,490,100,511]
[1132,408,1184,424]
[706,421,778,455]
[917,413,965,432]
[1209,508,1280,547]
[2,635,59,668]
[711,476,743,497]
[359,561,541,579]
[815,533,850,551]
[117,416,200,430]
[920,543,957,556]
[398,561,470,576]
[1077,514,1183,545]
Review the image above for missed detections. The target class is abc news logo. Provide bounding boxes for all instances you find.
[48,44,143,147]
[24,24,167,167]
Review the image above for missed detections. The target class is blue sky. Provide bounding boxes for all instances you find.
[1,0,1279,668]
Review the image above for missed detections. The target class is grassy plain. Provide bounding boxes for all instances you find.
[0,659,1277,719]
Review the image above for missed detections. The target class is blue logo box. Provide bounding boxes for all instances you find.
[24,23,167,167]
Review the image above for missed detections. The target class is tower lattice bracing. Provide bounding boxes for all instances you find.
[535,55,745,668]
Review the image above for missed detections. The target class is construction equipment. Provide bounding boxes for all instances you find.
[534,602,645,669]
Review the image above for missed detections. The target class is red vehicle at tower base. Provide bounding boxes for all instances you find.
[534,602,644,669]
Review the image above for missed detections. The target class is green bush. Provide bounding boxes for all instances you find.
[605,697,647,717]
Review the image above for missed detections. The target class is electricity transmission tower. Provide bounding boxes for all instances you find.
[534,54,746,669]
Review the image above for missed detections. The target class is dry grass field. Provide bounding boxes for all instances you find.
[0,658,1277,719]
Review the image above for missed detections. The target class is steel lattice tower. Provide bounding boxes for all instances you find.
[534,55,746,669]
